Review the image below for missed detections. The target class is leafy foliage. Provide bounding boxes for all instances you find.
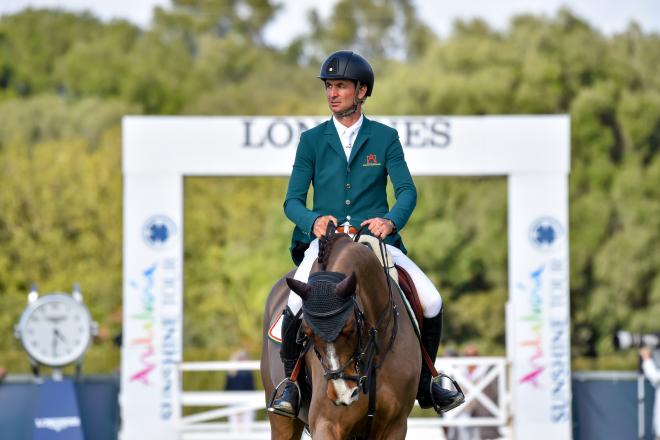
[0,3,659,373]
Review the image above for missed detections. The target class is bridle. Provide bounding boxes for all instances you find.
[309,300,365,383]
[308,294,399,394]
[304,233,398,436]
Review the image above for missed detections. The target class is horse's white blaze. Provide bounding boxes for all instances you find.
[326,343,358,405]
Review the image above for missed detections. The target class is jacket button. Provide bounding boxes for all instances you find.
[345,200,351,205]
[346,183,351,189]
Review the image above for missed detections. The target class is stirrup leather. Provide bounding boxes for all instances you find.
[430,373,465,414]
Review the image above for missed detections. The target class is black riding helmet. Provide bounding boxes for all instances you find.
[318,50,375,97]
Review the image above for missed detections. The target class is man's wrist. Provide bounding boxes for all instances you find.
[386,218,396,232]
[310,215,321,235]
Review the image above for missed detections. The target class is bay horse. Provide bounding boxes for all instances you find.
[260,232,421,439]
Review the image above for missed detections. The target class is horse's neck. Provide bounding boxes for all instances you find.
[358,265,391,321]
[328,238,391,322]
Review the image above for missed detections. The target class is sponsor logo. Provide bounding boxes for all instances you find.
[143,215,176,249]
[241,118,451,149]
[128,264,157,386]
[363,153,381,167]
[127,258,180,421]
[35,417,81,432]
[515,259,571,424]
[516,265,545,388]
[529,217,564,252]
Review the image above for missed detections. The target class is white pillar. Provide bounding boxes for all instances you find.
[508,174,572,439]
[121,174,183,440]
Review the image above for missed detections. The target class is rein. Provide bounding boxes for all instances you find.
[363,237,398,438]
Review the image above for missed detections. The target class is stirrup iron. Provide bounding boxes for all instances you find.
[267,377,301,419]
[430,373,465,414]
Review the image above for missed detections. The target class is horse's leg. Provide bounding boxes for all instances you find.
[308,418,347,440]
[374,415,408,440]
[263,358,305,440]
[262,272,304,440]
[268,414,305,440]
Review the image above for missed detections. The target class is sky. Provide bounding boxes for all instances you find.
[0,0,658,47]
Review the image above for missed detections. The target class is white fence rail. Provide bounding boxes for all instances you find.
[179,357,509,439]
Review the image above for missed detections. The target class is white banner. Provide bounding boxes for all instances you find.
[508,174,572,438]
[123,115,569,176]
[121,174,182,440]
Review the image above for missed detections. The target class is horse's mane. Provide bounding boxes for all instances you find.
[317,231,352,270]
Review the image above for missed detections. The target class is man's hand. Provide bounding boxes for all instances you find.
[361,217,395,239]
[313,215,338,238]
[640,347,652,360]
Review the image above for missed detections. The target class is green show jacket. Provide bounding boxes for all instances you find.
[284,116,417,265]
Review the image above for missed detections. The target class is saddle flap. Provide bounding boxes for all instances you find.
[396,265,425,335]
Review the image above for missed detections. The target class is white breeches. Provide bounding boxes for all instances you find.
[286,238,443,318]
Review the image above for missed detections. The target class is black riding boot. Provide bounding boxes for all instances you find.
[417,308,465,413]
[269,307,303,418]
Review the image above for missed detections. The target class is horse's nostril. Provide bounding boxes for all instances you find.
[351,388,359,398]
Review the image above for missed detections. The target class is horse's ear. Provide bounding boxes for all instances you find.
[286,277,311,300]
[335,272,357,298]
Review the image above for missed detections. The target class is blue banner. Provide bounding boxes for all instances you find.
[33,378,84,440]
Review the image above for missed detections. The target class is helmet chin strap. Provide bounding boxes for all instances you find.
[333,81,365,118]
[334,105,358,118]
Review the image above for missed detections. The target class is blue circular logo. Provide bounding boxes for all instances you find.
[143,215,177,249]
[529,216,564,251]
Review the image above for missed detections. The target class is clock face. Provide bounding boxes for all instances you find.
[18,294,92,367]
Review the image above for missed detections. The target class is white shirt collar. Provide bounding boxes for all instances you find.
[333,113,363,139]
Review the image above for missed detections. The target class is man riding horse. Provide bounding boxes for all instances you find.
[270,50,464,417]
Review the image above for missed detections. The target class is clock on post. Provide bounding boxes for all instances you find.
[15,284,98,378]
[15,284,98,440]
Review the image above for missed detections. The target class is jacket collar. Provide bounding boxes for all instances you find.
[324,115,372,165]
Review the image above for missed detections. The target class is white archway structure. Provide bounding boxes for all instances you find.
[121,115,571,439]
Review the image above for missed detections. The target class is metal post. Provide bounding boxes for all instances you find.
[639,373,645,439]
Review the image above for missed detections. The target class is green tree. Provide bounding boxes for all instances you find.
[0,9,105,97]
[300,0,433,61]
[1,6,659,372]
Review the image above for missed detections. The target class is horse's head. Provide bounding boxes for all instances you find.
[287,271,363,407]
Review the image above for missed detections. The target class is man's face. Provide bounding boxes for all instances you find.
[325,79,365,114]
